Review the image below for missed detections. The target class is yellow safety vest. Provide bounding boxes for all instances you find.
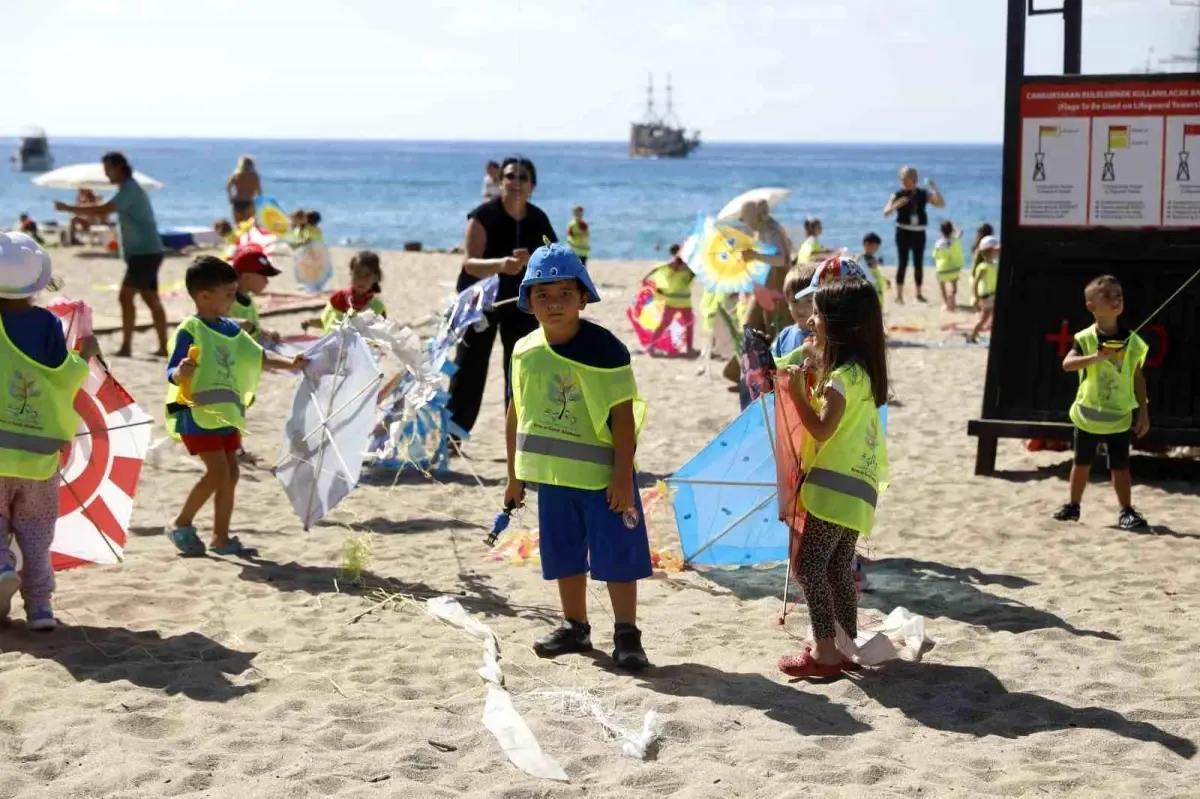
[320,296,387,333]
[566,219,590,258]
[973,261,998,297]
[797,236,821,264]
[229,294,261,337]
[800,362,888,536]
[511,328,646,490]
[649,264,693,309]
[0,320,89,480]
[933,238,964,281]
[164,317,263,437]
[1069,325,1147,435]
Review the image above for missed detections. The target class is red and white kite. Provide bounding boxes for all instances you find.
[44,299,152,570]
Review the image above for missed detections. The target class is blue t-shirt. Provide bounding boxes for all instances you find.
[506,319,631,411]
[166,316,243,436]
[1,307,69,367]
[771,324,812,359]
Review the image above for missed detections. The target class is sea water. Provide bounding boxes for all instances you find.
[2,138,1000,263]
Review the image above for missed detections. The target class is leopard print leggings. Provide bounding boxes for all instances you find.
[794,514,859,640]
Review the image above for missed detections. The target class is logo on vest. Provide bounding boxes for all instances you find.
[1097,364,1119,405]
[214,344,234,380]
[545,373,582,427]
[5,370,42,428]
[852,414,880,483]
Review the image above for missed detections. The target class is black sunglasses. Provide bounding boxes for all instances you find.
[502,172,531,183]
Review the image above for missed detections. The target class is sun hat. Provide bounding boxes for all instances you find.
[795,255,875,299]
[978,235,1000,251]
[517,242,601,312]
[0,231,52,299]
[231,243,281,276]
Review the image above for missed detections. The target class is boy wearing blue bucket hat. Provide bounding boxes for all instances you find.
[504,243,652,670]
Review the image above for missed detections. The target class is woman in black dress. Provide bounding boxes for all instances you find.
[447,156,557,436]
[883,165,945,304]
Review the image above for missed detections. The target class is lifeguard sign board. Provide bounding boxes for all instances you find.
[968,0,1200,474]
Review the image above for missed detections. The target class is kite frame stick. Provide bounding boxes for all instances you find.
[683,491,778,566]
[668,478,776,488]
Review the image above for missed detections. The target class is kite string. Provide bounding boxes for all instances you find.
[1131,266,1200,335]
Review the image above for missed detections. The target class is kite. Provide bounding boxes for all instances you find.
[681,213,777,295]
[255,197,292,238]
[294,240,333,292]
[274,326,383,530]
[45,299,152,570]
[626,283,692,356]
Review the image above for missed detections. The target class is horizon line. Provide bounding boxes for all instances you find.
[4,133,1003,147]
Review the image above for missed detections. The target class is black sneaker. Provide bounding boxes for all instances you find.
[1053,503,1081,522]
[612,623,650,671]
[533,620,592,658]
[1118,506,1148,530]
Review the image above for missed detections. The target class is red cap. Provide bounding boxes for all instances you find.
[231,244,281,277]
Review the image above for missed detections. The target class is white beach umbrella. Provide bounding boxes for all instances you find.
[32,163,163,191]
[717,187,791,221]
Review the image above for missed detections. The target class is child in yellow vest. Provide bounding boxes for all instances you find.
[968,235,1000,343]
[796,217,833,264]
[1054,275,1150,530]
[776,278,888,679]
[504,243,651,670]
[932,220,965,312]
[164,256,305,557]
[0,232,100,630]
[566,205,591,266]
[302,251,387,334]
[229,244,283,346]
[857,232,889,310]
[642,243,696,356]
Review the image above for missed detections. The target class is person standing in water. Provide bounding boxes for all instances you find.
[883,165,945,305]
[227,156,263,224]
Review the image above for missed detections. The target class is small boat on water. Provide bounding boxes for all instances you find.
[11,127,54,172]
[629,75,700,159]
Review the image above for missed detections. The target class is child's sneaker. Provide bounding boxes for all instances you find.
[1053,503,1081,522]
[1118,506,1148,530]
[0,566,20,619]
[612,623,650,671]
[27,606,57,632]
[533,620,592,658]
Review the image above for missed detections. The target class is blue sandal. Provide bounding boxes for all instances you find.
[168,526,206,557]
[210,536,258,558]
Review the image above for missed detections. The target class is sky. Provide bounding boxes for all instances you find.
[4,0,1196,143]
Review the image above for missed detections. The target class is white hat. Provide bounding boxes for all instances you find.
[978,235,1000,251]
[0,231,52,299]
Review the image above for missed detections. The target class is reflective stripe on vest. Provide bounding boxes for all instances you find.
[516,433,614,465]
[1074,405,1128,423]
[0,428,69,455]
[192,388,244,408]
[805,467,878,508]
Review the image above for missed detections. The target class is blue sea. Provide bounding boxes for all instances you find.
[3,139,1001,262]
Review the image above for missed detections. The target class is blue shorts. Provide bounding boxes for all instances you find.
[536,483,653,583]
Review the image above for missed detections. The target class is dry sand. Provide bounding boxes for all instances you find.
[1,245,1198,798]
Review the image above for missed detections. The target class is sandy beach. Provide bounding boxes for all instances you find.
[1,244,1198,799]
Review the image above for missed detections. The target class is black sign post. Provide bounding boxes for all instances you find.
[967,0,1200,474]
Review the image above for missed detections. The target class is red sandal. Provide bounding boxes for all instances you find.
[777,650,844,679]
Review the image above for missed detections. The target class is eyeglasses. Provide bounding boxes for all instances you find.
[503,172,531,183]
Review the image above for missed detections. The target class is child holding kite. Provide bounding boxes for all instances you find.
[164,256,305,557]
[0,232,101,630]
[777,276,889,679]
[504,243,652,671]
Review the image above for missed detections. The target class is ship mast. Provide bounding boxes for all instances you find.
[643,73,659,122]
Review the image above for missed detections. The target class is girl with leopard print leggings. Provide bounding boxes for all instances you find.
[775,272,889,680]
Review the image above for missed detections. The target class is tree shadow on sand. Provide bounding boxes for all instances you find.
[860,557,1119,640]
[635,662,869,737]
[0,623,257,703]
[851,661,1195,759]
[222,555,559,623]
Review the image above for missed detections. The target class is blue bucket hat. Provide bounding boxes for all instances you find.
[517,243,602,312]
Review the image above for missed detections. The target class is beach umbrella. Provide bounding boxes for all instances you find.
[44,299,152,570]
[681,213,776,295]
[717,187,791,222]
[275,326,382,530]
[32,163,163,191]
